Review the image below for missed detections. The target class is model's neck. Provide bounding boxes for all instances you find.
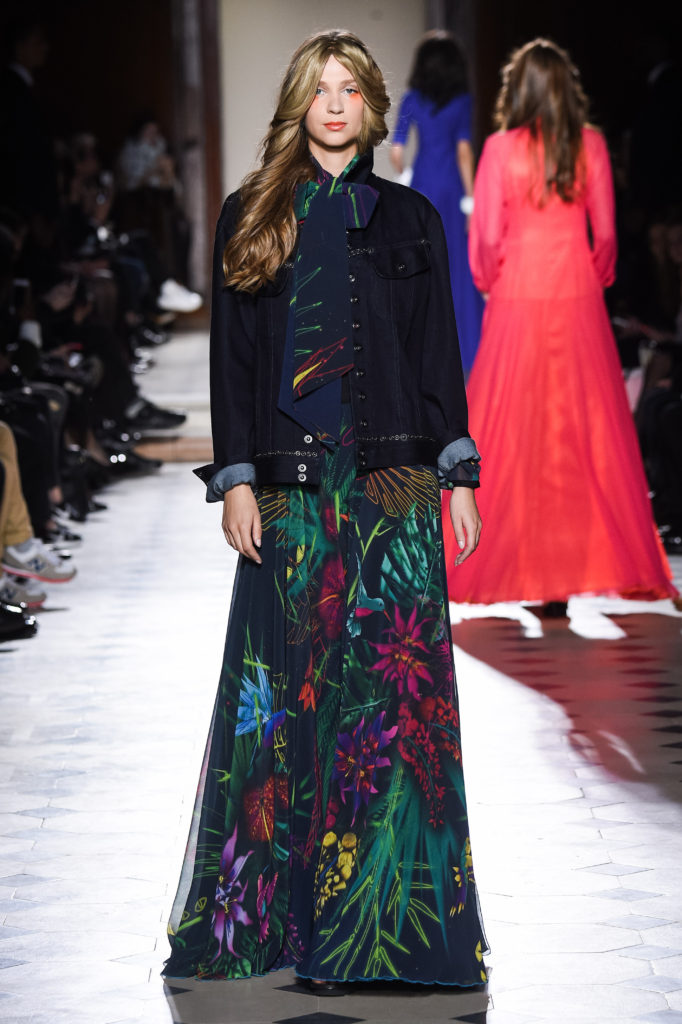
[308,140,358,179]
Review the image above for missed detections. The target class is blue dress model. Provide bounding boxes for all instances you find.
[393,90,483,373]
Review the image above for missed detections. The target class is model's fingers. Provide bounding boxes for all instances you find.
[252,509,262,550]
[238,523,262,564]
[453,514,466,552]
[454,513,476,565]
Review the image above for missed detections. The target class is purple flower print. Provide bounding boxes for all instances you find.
[333,711,397,824]
[210,823,253,961]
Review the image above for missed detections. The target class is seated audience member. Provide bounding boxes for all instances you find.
[0,420,73,611]
[116,114,202,313]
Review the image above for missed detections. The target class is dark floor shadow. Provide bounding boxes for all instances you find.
[452,610,682,807]
[163,975,490,1023]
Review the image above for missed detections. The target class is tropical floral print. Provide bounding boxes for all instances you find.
[165,407,488,985]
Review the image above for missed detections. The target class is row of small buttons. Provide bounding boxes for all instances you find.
[300,433,314,480]
[350,268,368,465]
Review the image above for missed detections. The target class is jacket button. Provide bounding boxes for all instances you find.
[359,458,367,468]
[298,473,307,482]
[353,343,362,352]
[349,272,356,283]
[303,434,313,444]
[358,391,366,400]
[397,263,407,272]
[350,295,359,304]
[360,418,368,428]
[297,463,307,472]
[352,320,360,330]
[358,448,366,457]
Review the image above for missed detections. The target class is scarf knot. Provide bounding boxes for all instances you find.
[277,155,378,447]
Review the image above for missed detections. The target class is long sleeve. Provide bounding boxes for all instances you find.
[196,194,258,501]
[584,129,617,288]
[420,201,480,487]
[468,134,507,294]
[392,91,415,146]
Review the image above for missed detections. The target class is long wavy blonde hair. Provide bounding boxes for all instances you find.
[494,38,589,205]
[223,30,390,293]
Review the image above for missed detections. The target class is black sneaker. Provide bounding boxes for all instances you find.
[0,602,38,642]
[125,400,186,434]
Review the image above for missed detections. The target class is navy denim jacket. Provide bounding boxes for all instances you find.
[195,151,480,499]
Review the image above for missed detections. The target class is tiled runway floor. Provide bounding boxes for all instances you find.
[1,332,682,1024]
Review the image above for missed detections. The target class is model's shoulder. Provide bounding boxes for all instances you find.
[484,128,514,147]
[216,190,242,238]
[400,88,418,104]
[582,124,608,151]
[371,174,432,212]
[447,90,472,109]
[220,190,242,220]
[370,175,442,237]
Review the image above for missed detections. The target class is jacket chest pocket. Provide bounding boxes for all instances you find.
[369,240,431,322]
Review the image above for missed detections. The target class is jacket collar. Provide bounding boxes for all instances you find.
[308,148,374,186]
[344,149,374,184]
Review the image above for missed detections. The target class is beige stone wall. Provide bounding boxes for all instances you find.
[218,0,426,196]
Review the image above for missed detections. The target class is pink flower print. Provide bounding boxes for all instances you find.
[317,552,346,639]
[370,603,433,698]
[256,871,278,943]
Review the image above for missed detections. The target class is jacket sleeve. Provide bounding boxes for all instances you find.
[468,133,507,294]
[196,194,258,502]
[420,200,480,489]
[584,129,617,288]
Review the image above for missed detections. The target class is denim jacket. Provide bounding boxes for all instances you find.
[195,151,480,499]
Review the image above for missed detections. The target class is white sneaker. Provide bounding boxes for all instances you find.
[567,597,626,640]
[1,539,77,583]
[0,573,47,608]
[158,279,203,313]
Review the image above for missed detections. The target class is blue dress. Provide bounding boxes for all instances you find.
[393,90,483,372]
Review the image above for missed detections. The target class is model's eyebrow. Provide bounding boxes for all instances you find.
[317,77,358,88]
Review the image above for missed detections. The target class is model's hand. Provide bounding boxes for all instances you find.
[389,143,405,175]
[449,487,482,565]
[222,484,262,564]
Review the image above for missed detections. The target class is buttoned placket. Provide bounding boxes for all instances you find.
[298,433,315,482]
[348,265,369,471]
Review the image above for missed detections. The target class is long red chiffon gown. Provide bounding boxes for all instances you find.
[444,126,677,604]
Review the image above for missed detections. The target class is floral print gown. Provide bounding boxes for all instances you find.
[165,408,488,985]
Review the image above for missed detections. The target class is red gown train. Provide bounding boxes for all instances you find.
[444,126,677,604]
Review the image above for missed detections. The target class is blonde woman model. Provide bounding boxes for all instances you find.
[165,30,488,992]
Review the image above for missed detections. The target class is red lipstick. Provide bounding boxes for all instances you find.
[324,122,346,130]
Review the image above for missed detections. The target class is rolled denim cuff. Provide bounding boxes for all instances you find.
[437,437,481,489]
[200,462,256,502]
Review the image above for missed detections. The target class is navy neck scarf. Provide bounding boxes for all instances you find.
[277,151,378,447]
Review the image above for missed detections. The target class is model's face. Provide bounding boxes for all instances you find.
[304,55,364,167]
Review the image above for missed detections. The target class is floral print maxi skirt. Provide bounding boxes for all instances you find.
[165,409,488,985]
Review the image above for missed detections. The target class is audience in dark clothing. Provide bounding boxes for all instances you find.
[0,14,203,642]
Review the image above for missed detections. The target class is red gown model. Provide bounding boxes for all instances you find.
[444,126,677,604]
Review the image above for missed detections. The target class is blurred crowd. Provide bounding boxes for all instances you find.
[0,15,201,642]
[0,13,680,645]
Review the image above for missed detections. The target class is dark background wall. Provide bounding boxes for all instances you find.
[469,0,682,149]
[2,0,680,287]
[5,1,176,167]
